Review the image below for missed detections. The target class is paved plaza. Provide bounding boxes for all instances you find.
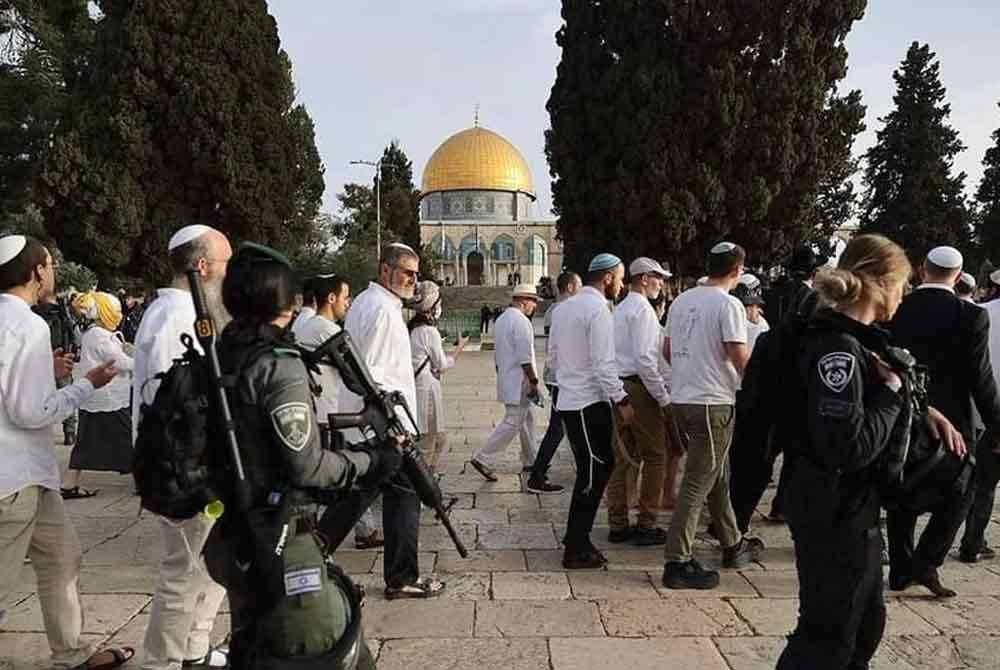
[3,349,1000,669]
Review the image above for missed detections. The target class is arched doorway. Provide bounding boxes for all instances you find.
[467,251,484,285]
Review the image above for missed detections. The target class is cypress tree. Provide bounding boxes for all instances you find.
[860,42,970,262]
[546,0,867,274]
[40,0,324,282]
[975,104,1000,262]
[376,140,422,254]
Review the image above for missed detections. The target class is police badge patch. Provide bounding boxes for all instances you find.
[817,352,856,393]
[270,402,312,451]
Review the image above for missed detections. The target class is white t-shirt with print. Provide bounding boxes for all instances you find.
[666,285,747,405]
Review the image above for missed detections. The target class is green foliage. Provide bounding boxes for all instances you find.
[860,42,970,263]
[546,0,867,274]
[0,0,95,215]
[377,140,422,253]
[975,104,1000,263]
[40,0,325,283]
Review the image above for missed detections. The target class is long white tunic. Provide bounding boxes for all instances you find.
[337,282,417,433]
[131,288,198,439]
[493,307,536,405]
[0,294,95,498]
[410,325,454,434]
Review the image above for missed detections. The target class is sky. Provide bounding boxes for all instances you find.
[268,1,1000,219]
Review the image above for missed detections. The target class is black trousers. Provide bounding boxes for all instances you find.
[530,385,564,479]
[962,440,1000,553]
[559,402,615,553]
[319,474,421,590]
[887,478,974,582]
[728,393,795,533]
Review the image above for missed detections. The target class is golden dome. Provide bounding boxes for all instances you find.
[421,126,535,198]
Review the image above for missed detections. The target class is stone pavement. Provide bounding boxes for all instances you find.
[4,350,1000,669]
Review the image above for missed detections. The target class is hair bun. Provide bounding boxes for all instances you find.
[815,268,864,306]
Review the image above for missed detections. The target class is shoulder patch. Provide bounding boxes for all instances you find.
[270,402,312,451]
[817,352,856,393]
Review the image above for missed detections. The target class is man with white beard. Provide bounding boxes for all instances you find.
[132,225,233,670]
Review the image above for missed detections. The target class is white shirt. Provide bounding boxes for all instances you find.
[615,291,670,407]
[747,315,770,356]
[551,286,626,411]
[78,326,134,412]
[337,282,417,433]
[291,307,316,340]
[983,299,1000,389]
[132,288,198,438]
[0,294,95,498]
[917,283,956,294]
[493,307,536,405]
[666,285,747,405]
[658,324,672,395]
[294,314,342,425]
[410,324,454,434]
[542,300,566,386]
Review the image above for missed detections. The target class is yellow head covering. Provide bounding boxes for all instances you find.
[72,291,122,331]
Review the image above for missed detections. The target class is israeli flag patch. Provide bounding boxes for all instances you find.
[284,567,322,596]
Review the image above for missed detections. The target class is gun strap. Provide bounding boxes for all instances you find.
[414,355,432,378]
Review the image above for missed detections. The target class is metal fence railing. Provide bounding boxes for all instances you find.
[438,309,483,342]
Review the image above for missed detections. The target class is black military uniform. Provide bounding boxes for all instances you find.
[204,321,382,669]
[777,309,903,670]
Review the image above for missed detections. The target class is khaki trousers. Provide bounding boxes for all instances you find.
[416,432,448,473]
[606,380,667,530]
[664,404,742,563]
[0,486,92,669]
[142,514,226,670]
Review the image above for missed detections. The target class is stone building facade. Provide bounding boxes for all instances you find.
[418,125,562,286]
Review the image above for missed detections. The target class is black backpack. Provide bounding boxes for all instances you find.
[133,334,222,519]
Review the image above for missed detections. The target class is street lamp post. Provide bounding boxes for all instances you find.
[349,158,382,258]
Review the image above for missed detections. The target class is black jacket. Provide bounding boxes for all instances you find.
[889,287,1000,443]
[763,278,817,326]
[219,322,370,508]
[789,309,904,533]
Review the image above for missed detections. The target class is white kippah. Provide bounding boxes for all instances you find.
[168,225,214,251]
[711,241,736,254]
[738,273,761,289]
[959,272,976,288]
[927,246,963,270]
[0,235,27,266]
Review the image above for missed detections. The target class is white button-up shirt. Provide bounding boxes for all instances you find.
[131,288,198,438]
[615,291,670,407]
[0,294,95,498]
[917,283,956,294]
[542,300,566,387]
[550,286,626,411]
[294,314,342,425]
[493,306,536,405]
[337,282,417,433]
[78,326,134,412]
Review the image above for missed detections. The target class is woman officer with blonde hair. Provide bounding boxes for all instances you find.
[778,234,966,669]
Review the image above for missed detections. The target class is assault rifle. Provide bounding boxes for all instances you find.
[313,330,468,558]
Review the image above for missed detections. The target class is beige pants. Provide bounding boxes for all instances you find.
[142,514,226,670]
[607,380,667,529]
[0,486,93,669]
[417,432,448,473]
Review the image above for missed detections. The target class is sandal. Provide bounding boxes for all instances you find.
[76,647,135,670]
[384,576,446,600]
[61,487,99,500]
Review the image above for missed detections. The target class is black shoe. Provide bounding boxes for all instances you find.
[662,560,720,590]
[563,549,607,570]
[722,536,764,568]
[888,572,912,591]
[526,478,564,494]
[959,547,980,563]
[631,526,667,546]
[914,568,956,598]
[982,546,997,561]
[608,527,634,543]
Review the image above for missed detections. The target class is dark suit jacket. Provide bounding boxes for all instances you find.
[889,286,1000,443]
